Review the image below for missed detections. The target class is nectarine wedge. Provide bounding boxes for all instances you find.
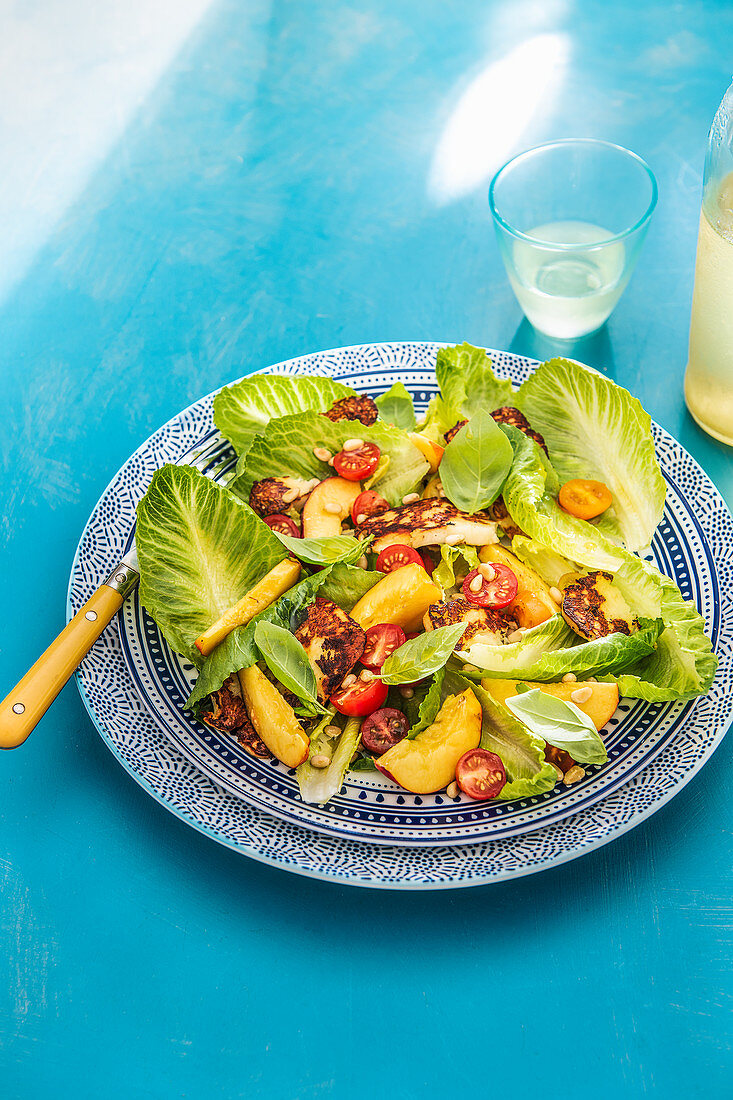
[238,665,310,767]
[350,563,441,632]
[302,477,361,538]
[481,678,619,732]
[375,689,482,793]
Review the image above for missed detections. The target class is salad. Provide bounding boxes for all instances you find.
[135,344,717,807]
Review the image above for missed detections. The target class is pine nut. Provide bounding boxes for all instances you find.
[549,586,563,603]
[356,513,367,525]
[311,754,331,769]
[324,502,343,515]
[281,488,299,504]
[563,765,586,786]
[313,447,332,462]
[360,669,375,681]
[342,438,364,451]
[328,457,335,466]
[478,563,496,580]
[571,686,593,704]
[446,781,459,799]
[588,676,598,683]
[342,674,357,688]
[445,533,461,545]
[562,672,577,683]
[435,480,443,491]
[462,664,479,674]
[469,574,484,593]
[402,492,420,504]
[438,490,446,498]
[324,726,341,738]
[399,685,414,699]
[507,629,523,643]
[357,555,368,569]
[552,764,564,781]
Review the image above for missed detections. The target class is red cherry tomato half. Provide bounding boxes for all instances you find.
[360,707,409,755]
[419,550,436,576]
[263,514,302,537]
[455,749,507,800]
[330,676,388,717]
[462,563,518,609]
[333,442,381,482]
[360,623,407,671]
[351,489,389,526]
[376,543,424,573]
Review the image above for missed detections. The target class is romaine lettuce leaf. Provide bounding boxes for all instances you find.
[516,357,666,552]
[213,374,354,455]
[186,570,327,708]
[443,671,557,799]
[435,343,514,420]
[500,430,716,699]
[406,670,445,738]
[510,535,573,587]
[457,615,660,681]
[375,382,416,430]
[433,544,479,590]
[297,717,362,805]
[231,411,429,507]
[137,464,288,666]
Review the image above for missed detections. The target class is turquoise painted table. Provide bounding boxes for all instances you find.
[2,2,732,1096]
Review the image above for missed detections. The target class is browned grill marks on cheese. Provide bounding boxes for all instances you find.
[323,395,378,426]
[294,597,366,701]
[490,406,548,454]
[562,571,638,640]
[424,598,518,648]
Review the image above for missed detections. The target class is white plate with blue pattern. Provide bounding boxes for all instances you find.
[68,343,733,887]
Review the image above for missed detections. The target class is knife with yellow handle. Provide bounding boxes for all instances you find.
[0,550,139,749]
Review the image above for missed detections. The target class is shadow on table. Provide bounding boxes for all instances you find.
[509,318,616,375]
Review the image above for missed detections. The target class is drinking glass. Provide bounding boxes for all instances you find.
[489,139,657,339]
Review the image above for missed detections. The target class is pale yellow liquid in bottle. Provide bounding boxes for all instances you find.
[685,173,733,444]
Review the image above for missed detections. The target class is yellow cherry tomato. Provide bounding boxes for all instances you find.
[558,479,613,520]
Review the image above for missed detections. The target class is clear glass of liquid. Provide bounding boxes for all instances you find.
[489,140,657,339]
[684,81,733,444]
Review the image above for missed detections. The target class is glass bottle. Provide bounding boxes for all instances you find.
[685,82,733,444]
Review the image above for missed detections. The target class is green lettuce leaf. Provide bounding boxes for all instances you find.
[407,670,445,738]
[137,464,288,666]
[435,343,515,420]
[457,615,661,681]
[439,411,514,514]
[297,717,362,806]
[517,357,666,552]
[231,411,428,507]
[186,570,327,708]
[433,544,479,590]
[443,671,557,799]
[375,381,416,430]
[510,535,573,587]
[213,374,354,455]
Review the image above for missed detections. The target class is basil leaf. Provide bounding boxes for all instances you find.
[349,755,379,772]
[439,410,514,514]
[504,688,608,765]
[380,624,467,685]
[407,669,445,738]
[375,381,417,430]
[253,621,327,714]
[274,532,370,566]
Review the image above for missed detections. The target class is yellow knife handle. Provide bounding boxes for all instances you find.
[0,584,124,749]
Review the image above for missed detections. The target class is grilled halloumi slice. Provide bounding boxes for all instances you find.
[561,571,639,641]
[423,598,518,648]
[249,476,320,517]
[294,597,366,701]
[358,499,498,554]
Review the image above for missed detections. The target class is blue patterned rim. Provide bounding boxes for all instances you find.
[68,343,733,887]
